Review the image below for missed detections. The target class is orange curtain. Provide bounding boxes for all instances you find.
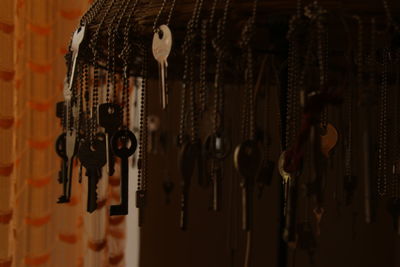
[0,1,127,266]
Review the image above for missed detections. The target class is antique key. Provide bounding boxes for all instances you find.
[179,142,197,230]
[55,133,67,185]
[98,103,122,176]
[234,140,262,230]
[78,136,106,213]
[152,25,172,109]
[110,129,137,216]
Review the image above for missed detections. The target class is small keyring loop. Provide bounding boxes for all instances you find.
[111,130,137,157]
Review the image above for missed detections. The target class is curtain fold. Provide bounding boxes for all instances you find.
[0,1,127,266]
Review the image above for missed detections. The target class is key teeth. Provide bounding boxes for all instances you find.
[87,181,98,213]
[57,195,69,203]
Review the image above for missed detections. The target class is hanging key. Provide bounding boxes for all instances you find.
[206,133,231,209]
[59,25,86,203]
[178,142,197,230]
[278,151,291,216]
[210,161,222,211]
[234,140,262,231]
[110,129,137,216]
[152,25,172,109]
[55,133,67,185]
[278,151,298,242]
[98,103,122,176]
[78,136,106,213]
[57,128,78,203]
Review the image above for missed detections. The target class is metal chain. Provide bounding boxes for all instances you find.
[138,47,148,192]
[392,50,400,199]
[378,48,389,197]
[199,19,207,115]
[179,0,205,145]
[80,0,107,25]
[83,63,90,141]
[166,0,178,26]
[89,0,116,144]
[106,0,128,103]
[153,0,177,31]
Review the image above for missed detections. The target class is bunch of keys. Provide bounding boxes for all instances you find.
[57,24,86,203]
[152,25,172,110]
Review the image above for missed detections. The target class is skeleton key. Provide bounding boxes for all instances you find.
[234,140,262,231]
[152,25,172,109]
[110,129,137,216]
[98,103,122,176]
[78,136,106,213]
[178,142,197,230]
[55,133,67,185]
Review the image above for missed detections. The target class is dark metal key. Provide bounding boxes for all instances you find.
[110,129,137,216]
[78,136,106,213]
[56,101,66,128]
[57,129,78,203]
[234,140,262,231]
[98,103,122,176]
[178,142,196,230]
[55,133,67,185]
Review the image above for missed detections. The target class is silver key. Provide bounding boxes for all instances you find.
[59,25,85,203]
[152,25,172,110]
